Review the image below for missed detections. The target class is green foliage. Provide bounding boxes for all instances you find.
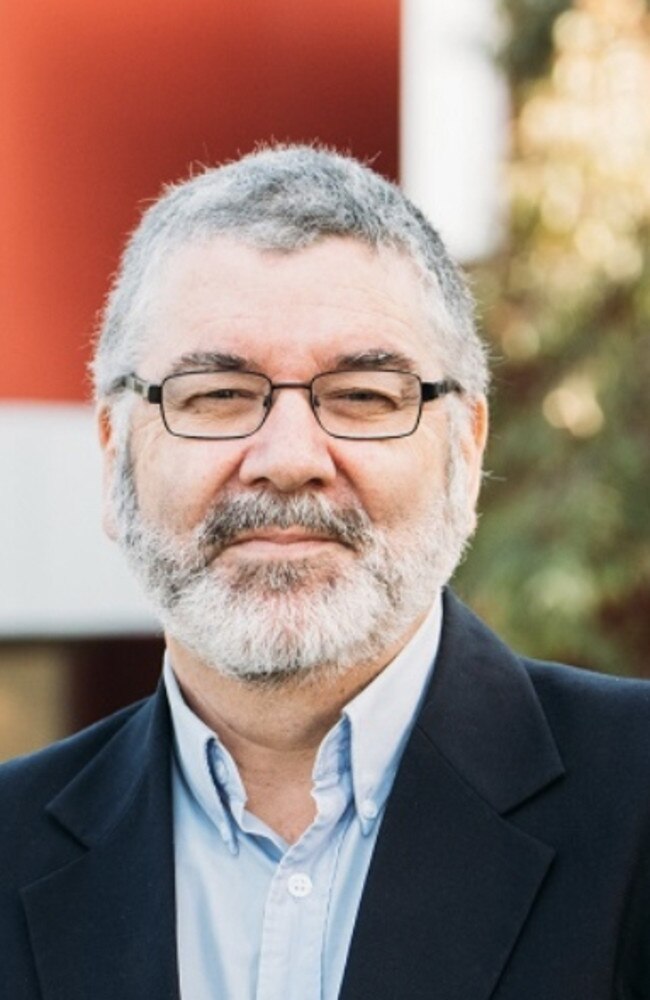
[454,0,650,677]
[500,0,572,83]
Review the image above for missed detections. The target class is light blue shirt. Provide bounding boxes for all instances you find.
[165,596,442,1000]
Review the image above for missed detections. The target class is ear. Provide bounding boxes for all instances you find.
[461,394,489,508]
[97,402,120,541]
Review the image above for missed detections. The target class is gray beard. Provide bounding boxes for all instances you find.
[112,447,474,684]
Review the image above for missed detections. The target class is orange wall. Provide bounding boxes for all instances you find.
[1,0,399,402]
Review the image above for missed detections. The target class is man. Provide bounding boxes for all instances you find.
[1,145,649,1000]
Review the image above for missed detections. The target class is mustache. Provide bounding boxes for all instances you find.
[196,492,373,554]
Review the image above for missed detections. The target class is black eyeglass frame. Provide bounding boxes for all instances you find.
[112,369,464,441]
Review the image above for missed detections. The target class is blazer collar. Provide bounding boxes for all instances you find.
[340,590,565,1000]
[21,684,180,1000]
[418,589,564,812]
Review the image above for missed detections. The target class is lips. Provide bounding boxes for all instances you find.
[230,528,338,547]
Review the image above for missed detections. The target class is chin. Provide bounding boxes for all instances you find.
[215,552,345,595]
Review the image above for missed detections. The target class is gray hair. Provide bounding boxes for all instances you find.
[92,144,489,401]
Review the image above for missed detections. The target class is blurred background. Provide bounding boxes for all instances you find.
[1,0,648,760]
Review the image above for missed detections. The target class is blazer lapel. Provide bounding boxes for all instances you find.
[340,592,564,1000]
[20,685,180,1000]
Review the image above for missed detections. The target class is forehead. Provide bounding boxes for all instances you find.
[142,236,439,377]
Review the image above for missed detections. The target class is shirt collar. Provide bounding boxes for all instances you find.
[342,594,442,833]
[165,592,442,843]
[164,661,242,854]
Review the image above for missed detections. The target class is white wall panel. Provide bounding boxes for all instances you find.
[400,0,508,261]
[0,404,157,637]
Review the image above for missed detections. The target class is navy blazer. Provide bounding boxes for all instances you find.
[2,591,650,999]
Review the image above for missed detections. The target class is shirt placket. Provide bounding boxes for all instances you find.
[255,769,352,1000]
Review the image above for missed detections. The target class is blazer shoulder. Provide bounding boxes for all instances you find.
[523,657,650,765]
[0,691,171,906]
[525,656,650,710]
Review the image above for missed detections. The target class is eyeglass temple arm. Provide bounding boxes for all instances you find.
[421,378,463,402]
[116,374,162,404]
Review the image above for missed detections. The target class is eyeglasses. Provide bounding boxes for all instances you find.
[113,369,463,441]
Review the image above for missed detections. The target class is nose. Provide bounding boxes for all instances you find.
[237,386,338,492]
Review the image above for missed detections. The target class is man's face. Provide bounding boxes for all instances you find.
[100,236,487,681]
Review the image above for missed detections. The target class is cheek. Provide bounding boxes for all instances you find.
[340,435,446,528]
[131,433,245,529]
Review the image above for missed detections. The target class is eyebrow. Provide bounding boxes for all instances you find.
[330,349,419,374]
[168,351,251,374]
[166,347,419,376]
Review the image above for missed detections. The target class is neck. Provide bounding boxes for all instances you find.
[166,616,426,841]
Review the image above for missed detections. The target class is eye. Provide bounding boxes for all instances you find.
[177,386,263,413]
[321,387,400,413]
[348,389,395,404]
[202,388,257,400]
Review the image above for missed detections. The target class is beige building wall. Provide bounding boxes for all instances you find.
[0,646,72,761]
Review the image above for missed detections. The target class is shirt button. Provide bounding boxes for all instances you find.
[360,798,378,820]
[287,873,313,898]
[215,760,228,784]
